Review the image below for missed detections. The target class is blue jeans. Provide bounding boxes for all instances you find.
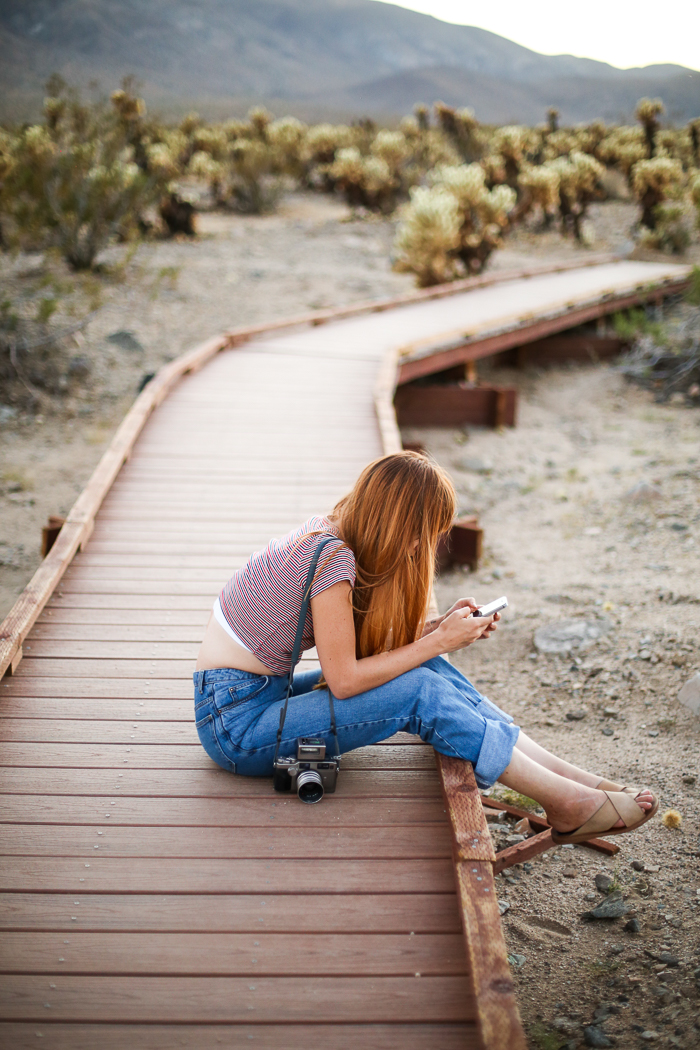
[193,656,520,789]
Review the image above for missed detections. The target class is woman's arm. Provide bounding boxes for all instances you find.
[311,581,497,699]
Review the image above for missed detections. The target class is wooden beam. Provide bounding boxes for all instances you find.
[394,385,517,429]
[437,518,483,573]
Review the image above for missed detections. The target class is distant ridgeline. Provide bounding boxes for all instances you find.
[1,0,699,124]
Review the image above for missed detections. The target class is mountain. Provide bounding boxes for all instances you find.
[1,0,698,124]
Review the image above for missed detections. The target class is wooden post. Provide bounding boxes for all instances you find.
[40,516,66,558]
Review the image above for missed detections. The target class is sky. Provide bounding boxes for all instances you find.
[380,1,700,72]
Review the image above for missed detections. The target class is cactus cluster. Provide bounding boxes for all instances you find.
[1,82,699,277]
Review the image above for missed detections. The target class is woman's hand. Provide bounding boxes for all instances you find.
[433,602,497,653]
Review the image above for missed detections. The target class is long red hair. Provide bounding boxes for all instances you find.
[331,451,456,658]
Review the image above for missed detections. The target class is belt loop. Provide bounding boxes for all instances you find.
[195,670,205,691]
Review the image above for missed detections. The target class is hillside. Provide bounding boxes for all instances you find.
[1,0,698,123]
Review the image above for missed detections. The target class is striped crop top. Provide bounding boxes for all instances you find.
[217,516,356,676]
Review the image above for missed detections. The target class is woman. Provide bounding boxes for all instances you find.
[195,451,656,843]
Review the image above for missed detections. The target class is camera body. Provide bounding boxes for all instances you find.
[272,737,340,803]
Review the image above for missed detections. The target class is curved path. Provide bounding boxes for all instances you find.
[0,259,690,1049]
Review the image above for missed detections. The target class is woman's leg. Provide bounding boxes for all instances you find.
[230,662,519,782]
[499,747,654,833]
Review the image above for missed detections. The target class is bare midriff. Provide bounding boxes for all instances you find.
[196,615,277,675]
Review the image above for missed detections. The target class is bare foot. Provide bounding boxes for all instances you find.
[547,788,655,834]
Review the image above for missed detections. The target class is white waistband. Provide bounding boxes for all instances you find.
[213,597,252,652]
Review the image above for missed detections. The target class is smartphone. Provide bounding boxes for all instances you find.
[472,595,508,618]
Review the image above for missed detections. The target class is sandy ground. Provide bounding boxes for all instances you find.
[2,190,700,1046]
[414,361,700,1047]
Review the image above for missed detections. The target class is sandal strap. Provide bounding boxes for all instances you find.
[573,790,644,838]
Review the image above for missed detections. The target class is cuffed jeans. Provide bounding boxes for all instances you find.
[193,655,519,789]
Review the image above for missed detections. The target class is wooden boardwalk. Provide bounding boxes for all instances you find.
[0,259,690,1048]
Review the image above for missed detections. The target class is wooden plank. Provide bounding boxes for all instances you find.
[0,720,200,744]
[0,824,452,859]
[0,767,442,798]
[1,679,193,699]
[0,796,448,826]
[0,930,467,975]
[0,893,463,934]
[0,857,455,893]
[0,742,433,769]
[0,1023,478,1050]
[0,975,475,1023]
[394,384,517,428]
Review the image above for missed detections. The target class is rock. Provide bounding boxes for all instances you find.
[513,818,532,835]
[638,649,653,660]
[682,774,697,785]
[566,710,587,721]
[595,873,613,893]
[601,726,614,737]
[631,860,645,872]
[505,834,526,845]
[583,895,629,921]
[108,329,144,352]
[68,355,91,378]
[584,1025,614,1047]
[562,868,577,878]
[534,617,612,654]
[670,521,688,532]
[484,809,508,823]
[453,455,492,474]
[624,481,662,502]
[585,892,597,901]
[679,674,700,716]
[0,404,18,424]
[640,1033,659,1042]
[602,708,618,718]
[507,952,526,969]
[624,918,641,933]
[498,900,510,915]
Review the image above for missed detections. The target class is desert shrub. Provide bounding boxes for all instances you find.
[490,125,533,191]
[598,126,647,183]
[1,85,164,269]
[328,147,398,211]
[689,171,700,228]
[637,202,690,253]
[393,163,515,286]
[631,156,685,231]
[547,150,605,240]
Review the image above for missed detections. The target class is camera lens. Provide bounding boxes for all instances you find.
[296,768,324,804]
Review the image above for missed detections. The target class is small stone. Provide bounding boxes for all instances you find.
[507,952,526,969]
[640,1033,659,1042]
[566,709,587,721]
[679,673,700,716]
[682,774,697,785]
[624,918,641,933]
[648,730,659,737]
[485,809,508,823]
[595,873,613,893]
[513,818,532,835]
[534,617,611,654]
[498,900,510,915]
[585,892,597,901]
[505,834,526,845]
[562,868,577,878]
[601,726,614,736]
[602,708,618,718]
[624,481,662,502]
[583,1025,614,1048]
[631,860,645,872]
[657,953,680,967]
[107,330,144,353]
[638,649,653,661]
[583,895,629,920]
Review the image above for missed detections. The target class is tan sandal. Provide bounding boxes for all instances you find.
[551,789,659,846]
[596,778,642,797]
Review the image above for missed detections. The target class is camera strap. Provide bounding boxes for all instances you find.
[273,535,341,766]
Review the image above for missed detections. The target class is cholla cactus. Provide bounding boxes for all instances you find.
[228,137,282,213]
[328,147,398,212]
[393,186,461,286]
[0,84,162,267]
[516,164,561,226]
[636,97,665,158]
[690,120,700,167]
[491,125,532,189]
[434,102,483,162]
[598,126,647,182]
[547,151,605,240]
[394,163,516,286]
[637,202,690,253]
[691,172,700,228]
[268,117,307,178]
[631,156,684,230]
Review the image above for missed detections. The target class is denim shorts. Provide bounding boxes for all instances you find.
[194,655,519,789]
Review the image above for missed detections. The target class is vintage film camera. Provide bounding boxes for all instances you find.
[273,737,340,804]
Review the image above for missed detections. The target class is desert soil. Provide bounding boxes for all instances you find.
[2,190,699,1047]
